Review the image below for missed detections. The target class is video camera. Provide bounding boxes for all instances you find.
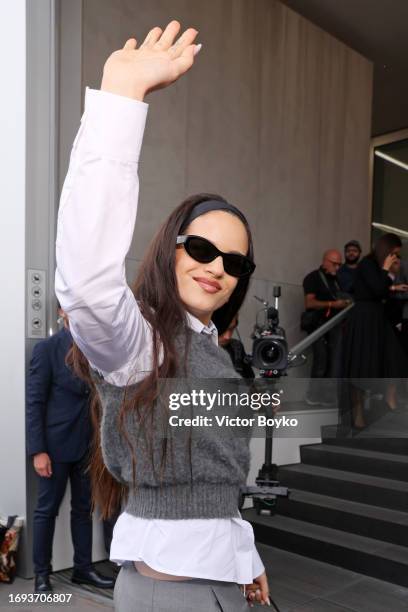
[241,288,354,516]
[250,287,288,377]
[238,286,290,515]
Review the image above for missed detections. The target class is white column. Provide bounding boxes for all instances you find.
[0,1,27,516]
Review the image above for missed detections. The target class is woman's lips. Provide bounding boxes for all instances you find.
[193,277,222,293]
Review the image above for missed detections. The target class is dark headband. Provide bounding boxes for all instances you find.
[181,199,248,230]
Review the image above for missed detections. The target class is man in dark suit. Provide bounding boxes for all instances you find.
[26,307,114,593]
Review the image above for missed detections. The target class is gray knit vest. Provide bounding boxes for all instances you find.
[93,330,251,520]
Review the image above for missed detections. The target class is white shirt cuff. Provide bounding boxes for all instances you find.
[76,87,148,162]
[252,546,265,580]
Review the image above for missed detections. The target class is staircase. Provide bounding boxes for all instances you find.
[244,426,408,587]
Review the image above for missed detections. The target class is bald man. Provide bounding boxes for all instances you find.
[302,250,351,405]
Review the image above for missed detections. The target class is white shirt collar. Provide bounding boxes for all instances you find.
[185,312,218,346]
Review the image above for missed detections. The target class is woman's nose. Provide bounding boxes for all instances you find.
[205,255,224,276]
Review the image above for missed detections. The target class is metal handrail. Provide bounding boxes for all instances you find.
[288,303,354,364]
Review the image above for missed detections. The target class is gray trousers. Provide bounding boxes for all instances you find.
[114,563,249,612]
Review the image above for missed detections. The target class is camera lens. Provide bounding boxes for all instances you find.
[260,341,282,368]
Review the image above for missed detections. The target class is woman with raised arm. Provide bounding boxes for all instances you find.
[56,21,270,611]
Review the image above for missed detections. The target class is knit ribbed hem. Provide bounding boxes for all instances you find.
[125,483,241,519]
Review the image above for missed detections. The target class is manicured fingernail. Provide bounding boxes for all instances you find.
[266,597,271,606]
[194,43,202,55]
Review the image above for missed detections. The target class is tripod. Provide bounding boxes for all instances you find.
[240,392,289,515]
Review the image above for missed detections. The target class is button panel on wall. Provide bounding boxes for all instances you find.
[27,269,46,338]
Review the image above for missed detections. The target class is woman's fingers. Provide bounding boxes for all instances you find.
[103,22,199,98]
[169,28,199,57]
[247,588,263,604]
[123,38,137,50]
[141,26,163,47]
[254,572,270,605]
[173,44,199,77]
[156,20,181,49]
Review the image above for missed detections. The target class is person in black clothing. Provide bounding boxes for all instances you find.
[385,255,404,331]
[386,257,408,357]
[219,315,255,378]
[343,233,408,428]
[303,250,351,405]
[337,240,362,294]
[27,307,114,593]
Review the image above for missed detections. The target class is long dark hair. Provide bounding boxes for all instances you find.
[371,232,402,266]
[67,193,255,518]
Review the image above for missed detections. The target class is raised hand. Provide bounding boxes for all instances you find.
[383,253,398,272]
[101,21,200,101]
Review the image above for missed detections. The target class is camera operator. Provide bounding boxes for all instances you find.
[219,315,255,379]
[302,249,351,405]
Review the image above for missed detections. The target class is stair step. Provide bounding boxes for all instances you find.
[300,443,408,481]
[321,425,408,455]
[244,510,408,587]
[275,488,408,546]
[278,463,408,511]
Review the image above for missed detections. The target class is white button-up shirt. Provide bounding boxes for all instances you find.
[55,87,264,583]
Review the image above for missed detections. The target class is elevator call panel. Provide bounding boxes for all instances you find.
[27,269,47,339]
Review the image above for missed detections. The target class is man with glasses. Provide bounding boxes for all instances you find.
[302,250,351,405]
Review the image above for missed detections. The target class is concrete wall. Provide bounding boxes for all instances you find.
[4,0,106,578]
[0,0,30,576]
[0,0,373,578]
[81,0,373,353]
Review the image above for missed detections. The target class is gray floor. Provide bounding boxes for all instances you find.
[0,573,114,612]
[258,543,408,612]
[1,545,408,612]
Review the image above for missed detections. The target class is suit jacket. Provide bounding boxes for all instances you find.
[26,327,92,462]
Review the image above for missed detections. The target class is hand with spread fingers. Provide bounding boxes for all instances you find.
[101,20,200,101]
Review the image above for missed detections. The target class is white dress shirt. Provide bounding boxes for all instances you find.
[55,87,264,583]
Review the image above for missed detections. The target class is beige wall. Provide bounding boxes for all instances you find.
[81,0,373,350]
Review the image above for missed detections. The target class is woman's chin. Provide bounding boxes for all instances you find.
[182,294,224,319]
[184,301,218,323]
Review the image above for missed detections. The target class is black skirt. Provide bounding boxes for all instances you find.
[343,301,408,379]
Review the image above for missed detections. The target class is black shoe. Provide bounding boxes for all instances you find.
[34,574,53,593]
[71,568,114,589]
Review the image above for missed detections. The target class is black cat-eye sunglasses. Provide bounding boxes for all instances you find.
[176,235,255,278]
